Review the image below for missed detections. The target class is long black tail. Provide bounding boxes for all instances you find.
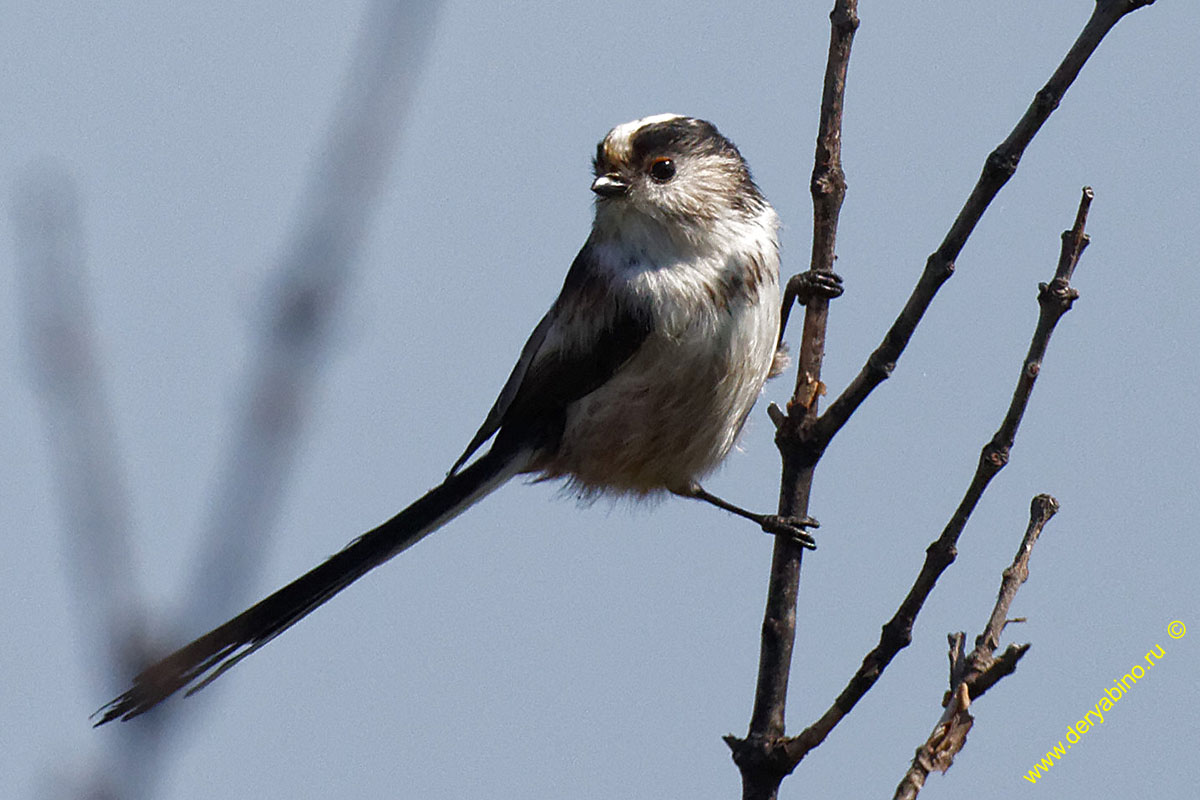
[93,444,527,725]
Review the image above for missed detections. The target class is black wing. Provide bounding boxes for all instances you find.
[449,244,654,472]
[449,311,553,474]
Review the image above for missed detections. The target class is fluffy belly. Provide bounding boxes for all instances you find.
[544,299,778,496]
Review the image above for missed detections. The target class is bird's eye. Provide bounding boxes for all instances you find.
[648,157,676,182]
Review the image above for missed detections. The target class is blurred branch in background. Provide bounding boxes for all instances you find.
[13,168,143,683]
[183,0,441,634]
[13,166,162,800]
[14,1,441,797]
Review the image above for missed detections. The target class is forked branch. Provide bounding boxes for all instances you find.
[815,0,1150,447]
[787,187,1094,766]
[725,2,859,798]
[730,1,1147,792]
[893,494,1060,800]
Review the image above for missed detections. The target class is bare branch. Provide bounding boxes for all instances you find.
[814,2,1147,448]
[725,3,858,798]
[894,682,976,800]
[894,493,1058,799]
[729,1,1149,792]
[786,188,1094,766]
[733,0,1151,791]
[969,494,1056,671]
[968,642,1032,702]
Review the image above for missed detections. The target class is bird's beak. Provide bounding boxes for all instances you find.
[591,174,630,198]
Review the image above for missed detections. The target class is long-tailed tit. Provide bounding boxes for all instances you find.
[94,114,820,724]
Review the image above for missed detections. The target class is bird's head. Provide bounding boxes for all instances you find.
[590,115,768,245]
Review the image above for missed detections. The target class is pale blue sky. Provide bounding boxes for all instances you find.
[3,2,1198,798]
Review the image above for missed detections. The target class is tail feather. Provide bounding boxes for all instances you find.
[93,444,526,725]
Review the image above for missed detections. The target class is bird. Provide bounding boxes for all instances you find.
[93,113,821,725]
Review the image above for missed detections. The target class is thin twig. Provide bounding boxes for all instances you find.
[730,0,1148,789]
[789,187,1094,766]
[965,494,1060,694]
[893,494,1059,800]
[731,0,1150,787]
[813,0,1149,449]
[723,3,858,798]
[895,681,975,800]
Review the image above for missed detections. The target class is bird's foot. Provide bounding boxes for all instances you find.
[785,270,845,305]
[759,515,819,550]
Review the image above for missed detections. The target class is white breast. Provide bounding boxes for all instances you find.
[543,212,781,497]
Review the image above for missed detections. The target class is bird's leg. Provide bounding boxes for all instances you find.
[674,481,818,549]
[778,269,845,346]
